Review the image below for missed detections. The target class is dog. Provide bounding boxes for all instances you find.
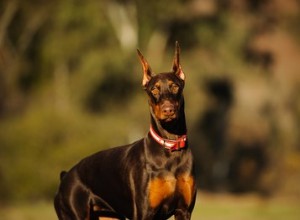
[54,41,196,220]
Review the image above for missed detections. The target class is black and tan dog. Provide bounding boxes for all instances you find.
[54,42,196,220]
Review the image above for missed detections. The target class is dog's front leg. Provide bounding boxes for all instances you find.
[131,185,157,220]
[131,197,156,220]
[174,208,192,220]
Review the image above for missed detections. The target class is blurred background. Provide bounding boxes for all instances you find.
[0,0,300,219]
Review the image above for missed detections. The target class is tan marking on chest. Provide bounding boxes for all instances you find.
[177,174,194,206]
[148,176,176,208]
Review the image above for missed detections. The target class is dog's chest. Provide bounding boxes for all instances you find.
[147,172,194,210]
[145,152,194,210]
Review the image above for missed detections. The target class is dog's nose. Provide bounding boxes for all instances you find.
[161,101,175,116]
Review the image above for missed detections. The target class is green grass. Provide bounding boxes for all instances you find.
[194,192,300,220]
[1,193,299,220]
[0,201,56,220]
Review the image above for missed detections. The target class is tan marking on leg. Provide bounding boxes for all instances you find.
[99,217,119,220]
[148,176,176,208]
[93,205,101,211]
[93,206,119,220]
[177,174,194,206]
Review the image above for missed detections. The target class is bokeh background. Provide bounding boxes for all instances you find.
[0,0,300,219]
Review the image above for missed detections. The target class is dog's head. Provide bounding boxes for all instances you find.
[137,42,185,124]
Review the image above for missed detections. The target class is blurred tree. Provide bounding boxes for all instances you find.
[0,0,49,115]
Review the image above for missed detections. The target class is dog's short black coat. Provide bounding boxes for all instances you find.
[54,42,196,220]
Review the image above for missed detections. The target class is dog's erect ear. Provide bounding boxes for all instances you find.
[137,49,154,87]
[172,41,185,81]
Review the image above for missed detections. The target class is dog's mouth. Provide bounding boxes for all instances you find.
[159,111,178,123]
[151,100,180,123]
[151,109,178,123]
[160,101,178,121]
[161,114,176,122]
[164,117,173,122]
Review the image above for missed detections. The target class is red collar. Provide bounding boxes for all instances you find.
[149,125,187,151]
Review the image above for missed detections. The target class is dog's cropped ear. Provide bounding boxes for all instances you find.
[137,49,154,88]
[172,41,185,81]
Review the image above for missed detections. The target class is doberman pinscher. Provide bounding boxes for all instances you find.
[54,42,196,220]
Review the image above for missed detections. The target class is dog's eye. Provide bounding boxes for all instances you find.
[170,83,179,94]
[151,87,160,98]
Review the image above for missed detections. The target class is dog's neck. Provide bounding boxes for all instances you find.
[150,101,187,140]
